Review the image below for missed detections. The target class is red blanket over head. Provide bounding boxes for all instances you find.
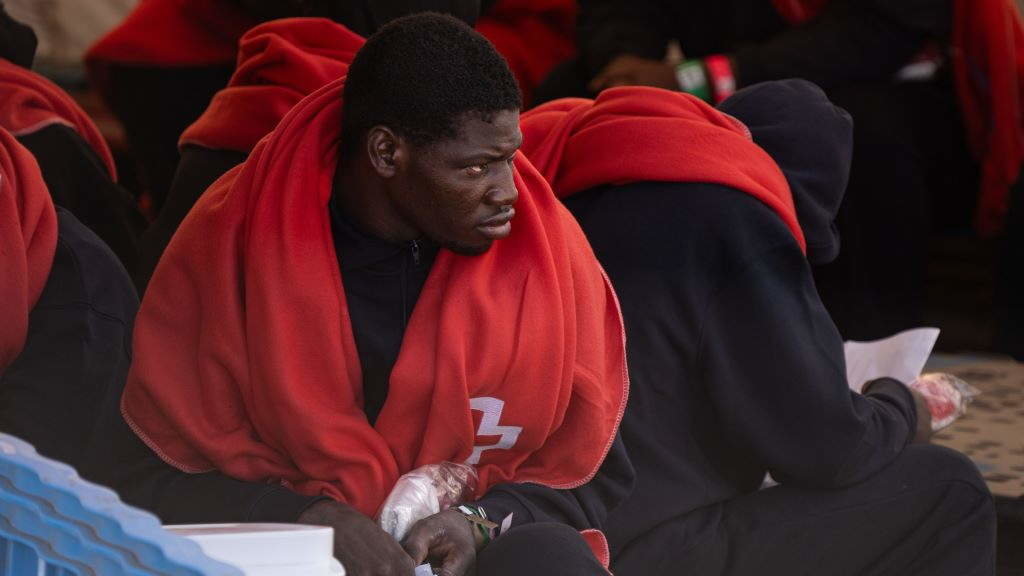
[180,18,363,154]
[123,79,628,518]
[0,58,118,180]
[0,128,56,374]
[520,86,806,252]
[775,0,1024,235]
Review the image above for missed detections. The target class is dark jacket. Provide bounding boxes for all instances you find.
[0,208,138,471]
[561,80,919,553]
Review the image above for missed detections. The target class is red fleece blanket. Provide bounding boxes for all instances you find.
[520,86,806,251]
[180,18,363,153]
[0,58,118,180]
[0,128,56,374]
[86,0,253,68]
[477,0,577,105]
[775,0,1024,234]
[123,79,628,520]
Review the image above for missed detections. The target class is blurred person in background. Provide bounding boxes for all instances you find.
[1,3,144,270]
[86,0,575,219]
[535,0,1024,359]
[4,0,134,76]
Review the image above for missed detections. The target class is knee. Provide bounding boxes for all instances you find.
[906,444,989,495]
[905,445,995,526]
[489,522,591,555]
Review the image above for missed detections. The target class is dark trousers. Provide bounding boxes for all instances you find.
[612,445,995,576]
[477,523,607,576]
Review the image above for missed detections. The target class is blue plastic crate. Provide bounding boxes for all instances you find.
[0,434,243,576]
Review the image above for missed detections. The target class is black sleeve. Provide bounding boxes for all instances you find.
[471,433,634,531]
[576,0,674,76]
[732,0,953,90]
[82,400,327,523]
[697,240,918,488]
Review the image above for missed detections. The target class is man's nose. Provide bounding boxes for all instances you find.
[488,162,519,207]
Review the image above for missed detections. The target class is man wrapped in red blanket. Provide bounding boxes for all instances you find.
[99,14,629,576]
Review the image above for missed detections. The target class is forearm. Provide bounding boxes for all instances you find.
[472,433,633,531]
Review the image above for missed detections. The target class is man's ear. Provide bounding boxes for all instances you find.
[366,126,404,178]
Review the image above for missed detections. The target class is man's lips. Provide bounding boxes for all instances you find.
[476,207,516,239]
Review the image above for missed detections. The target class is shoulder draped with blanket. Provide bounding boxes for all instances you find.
[120,79,629,550]
[85,0,570,210]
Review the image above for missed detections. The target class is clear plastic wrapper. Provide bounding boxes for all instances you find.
[908,372,981,431]
[377,462,478,541]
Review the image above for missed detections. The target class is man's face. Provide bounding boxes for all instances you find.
[391,110,522,256]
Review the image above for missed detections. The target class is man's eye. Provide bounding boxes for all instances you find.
[467,163,489,176]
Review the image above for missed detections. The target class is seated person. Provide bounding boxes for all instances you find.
[0,4,145,270]
[0,126,138,472]
[519,80,995,575]
[84,14,631,576]
[537,0,1024,351]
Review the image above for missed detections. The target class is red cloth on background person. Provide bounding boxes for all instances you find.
[520,86,806,252]
[86,0,253,68]
[476,0,576,105]
[88,0,572,108]
[0,58,118,179]
[0,128,56,374]
[123,78,628,519]
[180,18,364,154]
[774,0,1024,235]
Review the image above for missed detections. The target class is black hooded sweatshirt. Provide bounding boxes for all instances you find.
[560,79,919,554]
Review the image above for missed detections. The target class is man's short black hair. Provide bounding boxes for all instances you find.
[341,12,521,153]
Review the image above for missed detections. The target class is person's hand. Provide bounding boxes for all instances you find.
[298,500,416,576]
[589,54,679,93]
[401,509,477,576]
[909,386,933,444]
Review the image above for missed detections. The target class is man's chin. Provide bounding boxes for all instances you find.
[445,239,493,256]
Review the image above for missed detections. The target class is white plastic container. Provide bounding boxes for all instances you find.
[166,523,345,576]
